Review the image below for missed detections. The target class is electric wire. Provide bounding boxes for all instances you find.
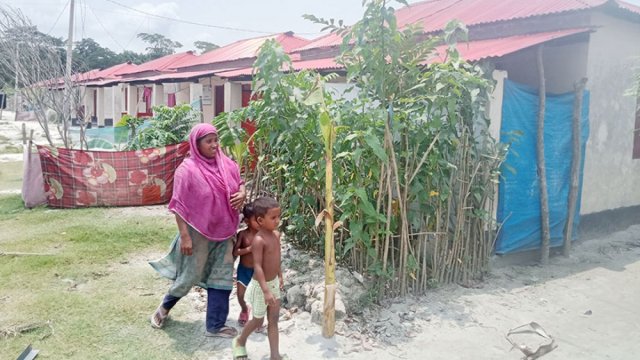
[46,0,70,35]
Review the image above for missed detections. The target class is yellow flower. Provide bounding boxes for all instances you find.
[429,190,439,197]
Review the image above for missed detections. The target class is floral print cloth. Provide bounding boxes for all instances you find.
[37,142,189,208]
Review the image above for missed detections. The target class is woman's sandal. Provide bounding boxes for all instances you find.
[150,306,168,329]
[205,325,238,338]
[232,336,248,360]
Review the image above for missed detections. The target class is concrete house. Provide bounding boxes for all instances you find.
[243,0,640,252]
[79,32,310,127]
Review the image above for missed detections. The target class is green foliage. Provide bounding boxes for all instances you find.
[220,0,505,297]
[137,32,183,59]
[73,38,117,72]
[126,105,198,150]
[194,40,220,54]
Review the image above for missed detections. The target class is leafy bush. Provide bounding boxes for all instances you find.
[126,105,198,150]
[217,0,506,298]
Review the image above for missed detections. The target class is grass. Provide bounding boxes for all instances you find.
[0,194,217,359]
[1,145,22,154]
[0,161,22,193]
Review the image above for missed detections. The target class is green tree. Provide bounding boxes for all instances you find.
[73,38,118,71]
[115,50,149,65]
[193,40,219,54]
[137,32,182,59]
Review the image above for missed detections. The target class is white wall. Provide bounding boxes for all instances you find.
[112,84,123,120]
[198,77,226,121]
[152,84,164,108]
[84,88,95,120]
[190,83,203,106]
[488,70,508,141]
[497,41,589,94]
[224,82,242,112]
[96,88,105,126]
[175,82,190,105]
[103,86,114,122]
[582,12,640,213]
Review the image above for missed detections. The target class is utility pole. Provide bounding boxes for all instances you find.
[63,0,75,145]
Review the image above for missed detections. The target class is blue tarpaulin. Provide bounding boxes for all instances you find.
[496,80,590,254]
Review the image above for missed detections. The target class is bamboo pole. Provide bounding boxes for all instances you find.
[536,45,551,265]
[322,142,336,337]
[564,78,587,256]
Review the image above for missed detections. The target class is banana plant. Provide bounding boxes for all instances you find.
[304,74,337,338]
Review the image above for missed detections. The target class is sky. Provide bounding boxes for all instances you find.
[2,0,640,54]
[0,0,382,53]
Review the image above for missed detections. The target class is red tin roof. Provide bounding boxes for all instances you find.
[115,51,196,76]
[93,62,138,79]
[430,28,591,62]
[295,0,639,51]
[215,57,342,79]
[173,32,310,69]
[219,28,589,79]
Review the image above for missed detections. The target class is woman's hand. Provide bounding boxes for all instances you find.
[180,235,193,256]
[230,185,246,210]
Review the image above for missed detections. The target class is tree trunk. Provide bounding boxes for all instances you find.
[536,45,551,265]
[564,78,587,256]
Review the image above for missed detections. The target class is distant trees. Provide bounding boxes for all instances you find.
[73,38,117,71]
[137,32,183,58]
[0,25,64,88]
[194,40,219,54]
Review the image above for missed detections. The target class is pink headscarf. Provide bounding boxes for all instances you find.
[168,123,242,241]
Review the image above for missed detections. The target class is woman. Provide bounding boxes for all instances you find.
[150,123,246,338]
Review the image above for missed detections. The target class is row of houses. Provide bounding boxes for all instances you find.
[68,0,640,247]
[73,32,311,127]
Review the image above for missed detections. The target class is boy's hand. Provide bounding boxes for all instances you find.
[264,291,276,307]
[180,235,193,256]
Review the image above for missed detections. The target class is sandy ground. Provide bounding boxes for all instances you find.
[148,223,639,360]
[2,113,640,359]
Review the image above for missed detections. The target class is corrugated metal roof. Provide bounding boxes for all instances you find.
[215,57,342,79]
[396,0,606,32]
[430,28,591,62]
[173,32,310,69]
[296,0,638,51]
[219,28,589,78]
[293,32,345,52]
[115,51,196,75]
[93,62,138,79]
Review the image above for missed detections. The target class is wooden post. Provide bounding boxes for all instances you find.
[536,45,551,265]
[563,78,587,256]
[21,122,26,144]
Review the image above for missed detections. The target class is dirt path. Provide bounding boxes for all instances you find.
[138,224,640,360]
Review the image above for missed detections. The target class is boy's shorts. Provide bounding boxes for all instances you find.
[246,278,281,319]
[236,263,254,288]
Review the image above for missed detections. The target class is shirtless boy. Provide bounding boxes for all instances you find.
[232,196,286,360]
[233,203,259,325]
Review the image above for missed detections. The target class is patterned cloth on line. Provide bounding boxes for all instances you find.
[149,226,235,295]
[37,142,189,208]
[246,277,281,319]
